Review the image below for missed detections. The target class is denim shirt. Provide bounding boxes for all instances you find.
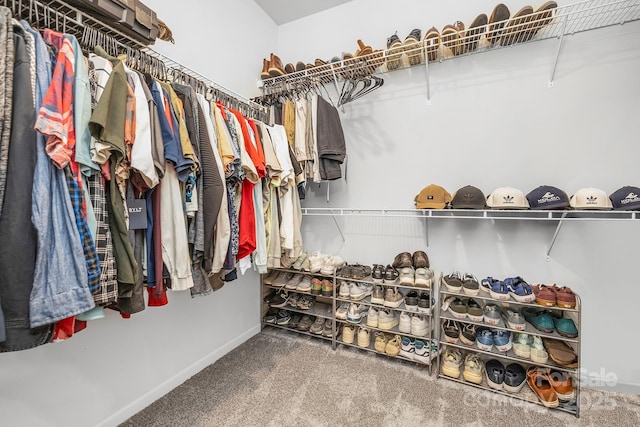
[24,21,95,327]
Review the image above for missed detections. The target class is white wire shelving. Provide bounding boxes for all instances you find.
[261,0,640,100]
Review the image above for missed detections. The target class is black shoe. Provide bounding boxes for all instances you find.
[404,28,421,43]
[387,32,402,49]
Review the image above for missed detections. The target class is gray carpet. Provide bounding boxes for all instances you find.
[121,328,640,426]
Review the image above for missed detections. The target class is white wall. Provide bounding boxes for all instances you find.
[277,0,640,392]
[0,1,277,426]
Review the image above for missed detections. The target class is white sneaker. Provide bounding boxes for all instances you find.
[347,303,364,323]
[335,303,350,320]
[399,312,412,333]
[399,336,415,358]
[338,281,351,299]
[342,324,356,344]
[320,255,345,275]
[308,251,323,273]
[366,306,379,327]
[296,276,312,292]
[414,267,434,288]
[411,314,429,337]
[378,308,399,330]
[398,267,415,286]
[350,283,367,300]
[357,327,370,347]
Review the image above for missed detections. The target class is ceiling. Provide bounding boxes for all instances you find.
[254,0,354,25]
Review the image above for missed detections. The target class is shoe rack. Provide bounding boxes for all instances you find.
[260,0,640,101]
[436,282,581,417]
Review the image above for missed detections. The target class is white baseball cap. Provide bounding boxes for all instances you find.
[570,188,613,210]
[486,187,529,209]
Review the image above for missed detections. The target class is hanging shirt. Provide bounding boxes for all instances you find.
[127,70,158,189]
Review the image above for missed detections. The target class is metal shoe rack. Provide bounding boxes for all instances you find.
[436,284,581,417]
[261,268,437,373]
[260,0,640,101]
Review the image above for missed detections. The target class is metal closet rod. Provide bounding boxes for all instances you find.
[1,0,267,118]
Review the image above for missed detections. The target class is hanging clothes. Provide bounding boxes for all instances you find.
[316,95,346,180]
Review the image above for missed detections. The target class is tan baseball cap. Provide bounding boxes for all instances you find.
[415,184,453,209]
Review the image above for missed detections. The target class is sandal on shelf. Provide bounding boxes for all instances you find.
[542,338,578,367]
[504,276,535,303]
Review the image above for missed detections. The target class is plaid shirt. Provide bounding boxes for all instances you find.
[64,167,101,292]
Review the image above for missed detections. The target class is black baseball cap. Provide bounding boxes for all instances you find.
[526,185,570,210]
[609,186,640,210]
[450,185,486,209]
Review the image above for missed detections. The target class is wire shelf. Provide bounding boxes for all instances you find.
[261,0,640,94]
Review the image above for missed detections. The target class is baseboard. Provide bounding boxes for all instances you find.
[586,380,640,396]
[96,323,262,427]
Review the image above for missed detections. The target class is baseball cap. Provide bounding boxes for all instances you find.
[609,186,640,210]
[526,185,570,210]
[570,187,613,210]
[450,185,486,209]
[486,187,529,209]
[414,184,452,209]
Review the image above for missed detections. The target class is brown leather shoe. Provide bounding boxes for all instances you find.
[392,252,413,269]
[260,58,270,80]
[501,5,534,46]
[441,21,465,57]
[527,367,559,408]
[542,338,578,367]
[412,251,430,268]
[487,3,511,45]
[422,27,440,62]
[465,13,488,52]
[522,1,557,42]
[268,53,285,77]
[547,369,575,401]
[295,61,306,72]
[284,63,295,74]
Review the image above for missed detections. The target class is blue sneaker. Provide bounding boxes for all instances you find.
[481,277,509,300]
[522,308,555,333]
[492,330,512,352]
[554,317,578,338]
[504,276,535,303]
[476,327,494,351]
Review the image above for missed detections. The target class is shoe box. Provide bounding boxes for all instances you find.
[64,0,160,45]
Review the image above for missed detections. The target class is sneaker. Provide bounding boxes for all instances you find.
[289,313,302,328]
[504,363,527,394]
[410,314,429,337]
[459,323,477,346]
[383,288,404,308]
[405,290,419,312]
[446,297,467,319]
[285,293,300,308]
[357,327,371,347]
[296,276,312,292]
[366,306,379,327]
[466,299,484,322]
[308,251,323,273]
[335,303,350,320]
[522,308,555,333]
[374,331,389,352]
[382,265,399,285]
[400,336,415,358]
[338,281,351,299]
[269,291,289,308]
[486,359,506,390]
[443,271,464,292]
[548,369,575,401]
[443,319,460,344]
[414,267,434,288]
[504,276,535,302]
[264,308,278,323]
[350,264,371,280]
[417,292,432,313]
[347,303,364,323]
[272,271,292,287]
[320,255,345,275]
[385,335,402,357]
[276,310,291,325]
[412,250,430,268]
[412,339,430,363]
[349,283,367,301]
[371,264,385,283]
[321,279,333,297]
[481,277,509,300]
[297,295,315,310]
[342,324,356,343]
[530,336,549,364]
[463,353,484,384]
[501,308,526,331]
[292,252,308,270]
[377,308,399,330]
[513,333,532,359]
[336,264,352,279]
[399,312,412,333]
[285,273,304,290]
[555,286,577,309]
[462,273,480,296]
[322,319,333,337]
[392,252,413,269]
[310,278,323,295]
[398,267,415,286]
[476,327,494,351]
[492,330,512,352]
[483,303,501,325]
[301,256,311,272]
[371,285,385,305]
[262,270,279,285]
[310,316,325,334]
[298,315,314,331]
[441,348,462,378]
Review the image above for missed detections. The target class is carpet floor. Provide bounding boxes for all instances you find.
[121,328,640,426]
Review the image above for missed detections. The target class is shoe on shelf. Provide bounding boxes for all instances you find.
[284,62,295,74]
[441,348,463,378]
[336,264,352,279]
[548,368,575,401]
[269,291,289,308]
[285,273,304,290]
[371,284,385,305]
[275,309,291,325]
[385,335,402,357]
[462,273,480,296]
[523,1,558,42]
[320,255,345,275]
[532,284,557,307]
[347,303,365,324]
[350,264,371,280]
[285,293,300,309]
[413,339,433,363]
[417,292,432,314]
[485,359,506,390]
[378,308,399,330]
[310,316,325,334]
[443,319,460,344]
[483,303,501,326]
[504,276,535,302]
[504,363,527,393]
[501,308,526,331]
[296,276,312,292]
[441,21,465,57]
[513,333,532,359]
[463,353,484,384]
[349,283,368,301]
[272,271,292,287]
[465,299,484,322]
[289,313,302,329]
[357,327,371,347]
[530,336,549,364]
[308,251,324,273]
[412,250,430,268]
[297,295,315,310]
[527,366,560,408]
[260,58,271,80]
[555,286,577,309]
[322,319,333,337]
[264,308,278,323]
[338,281,351,299]
[459,323,477,346]
[398,266,415,286]
[403,29,423,66]
[400,336,415,358]
[410,314,429,337]
[542,338,578,367]
[465,13,488,52]
[481,277,510,300]
[262,269,279,285]
[374,331,389,352]
[372,264,385,283]
[492,330,513,352]
[392,251,413,269]
[292,253,308,270]
[399,312,412,333]
[342,324,356,343]
[383,265,399,285]
[554,316,578,338]
[405,290,419,312]
[366,306,379,328]
[321,279,334,297]
[414,267,433,288]
[310,278,323,295]
[522,308,554,333]
[448,297,468,320]
[335,302,350,320]
[262,289,276,304]
[443,271,464,292]
[280,253,297,269]
[385,32,404,70]
[500,5,535,46]
[487,3,511,46]
[383,287,405,308]
[476,327,494,351]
